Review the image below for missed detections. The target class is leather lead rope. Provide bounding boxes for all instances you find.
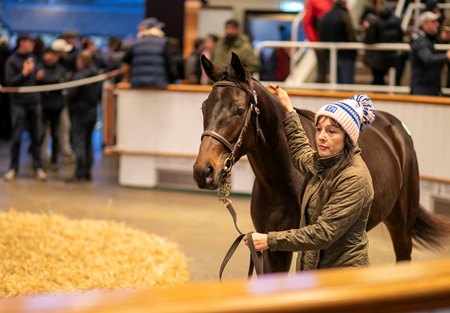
[219,200,263,281]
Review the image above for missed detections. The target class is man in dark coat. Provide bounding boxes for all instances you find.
[0,36,11,140]
[318,0,357,84]
[37,48,67,167]
[3,34,47,181]
[410,11,450,95]
[361,5,403,85]
[65,51,101,182]
[121,17,180,87]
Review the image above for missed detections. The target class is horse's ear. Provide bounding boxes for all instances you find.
[200,54,219,82]
[230,52,248,83]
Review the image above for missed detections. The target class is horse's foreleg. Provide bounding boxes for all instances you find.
[263,250,293,273]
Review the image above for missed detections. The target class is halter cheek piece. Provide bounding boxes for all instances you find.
[201,80,261,173]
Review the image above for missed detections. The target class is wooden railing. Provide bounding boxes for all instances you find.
[2,258,450,313]
[114,83,450,106]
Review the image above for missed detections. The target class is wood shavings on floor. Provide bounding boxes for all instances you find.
[0,210,189,297]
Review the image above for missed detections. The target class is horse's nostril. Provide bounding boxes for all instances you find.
[193,162,217,189]
[205,166,214,177]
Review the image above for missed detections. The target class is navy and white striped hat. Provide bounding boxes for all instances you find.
[315,95,376,146]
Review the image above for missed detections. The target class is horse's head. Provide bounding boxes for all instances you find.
[193,53,260,190]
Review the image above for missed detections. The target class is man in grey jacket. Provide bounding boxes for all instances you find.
[410,11,450,96]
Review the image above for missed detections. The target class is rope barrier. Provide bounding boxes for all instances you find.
[0,69,122,94]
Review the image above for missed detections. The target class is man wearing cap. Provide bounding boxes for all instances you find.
[51,37,77,164]
[410,11,450,96]
[59,32,79,75]
[3,34,47,181]
[121,17,180,87]
[36,47,67,168]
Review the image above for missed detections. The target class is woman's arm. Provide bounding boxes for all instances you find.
[267,173,372,251]
[269,84,317,176]
[245,171,373,252]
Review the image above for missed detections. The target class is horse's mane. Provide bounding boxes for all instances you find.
[295,108,316,122]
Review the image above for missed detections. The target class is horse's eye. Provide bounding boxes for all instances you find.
[235,107,245,116]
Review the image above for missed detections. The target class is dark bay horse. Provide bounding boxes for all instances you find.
[193,53,450,273]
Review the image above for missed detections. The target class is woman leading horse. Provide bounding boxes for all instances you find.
[243,84,375,270]
[193,53,450,274]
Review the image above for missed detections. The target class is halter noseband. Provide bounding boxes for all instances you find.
[201,80,261,173]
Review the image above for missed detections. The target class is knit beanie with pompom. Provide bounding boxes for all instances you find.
[315,95,376,146]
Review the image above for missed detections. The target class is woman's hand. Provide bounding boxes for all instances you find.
[268,83,294,114]
[243,232,269,251]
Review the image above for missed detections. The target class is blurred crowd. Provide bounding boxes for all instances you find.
[302,0,450,94]
[0,31,107,183]
[0,0,449,182]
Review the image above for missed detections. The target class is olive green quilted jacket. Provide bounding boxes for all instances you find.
[267,112,374,270]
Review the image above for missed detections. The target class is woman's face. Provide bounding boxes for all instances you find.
[315,116,346,158]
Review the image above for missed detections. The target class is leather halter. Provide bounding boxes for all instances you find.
[201,80,261,173]
[201,80,264,279]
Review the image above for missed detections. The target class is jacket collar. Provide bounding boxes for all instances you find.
[138,28,165,38]
[315,144,361,173]
[318,153,341,169]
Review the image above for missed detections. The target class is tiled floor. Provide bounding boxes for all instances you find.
[1,133,450,283]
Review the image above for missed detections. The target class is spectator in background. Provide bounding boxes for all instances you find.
[361,3,403,85]
[261,25,291,82]
[273,25,291,81]
[32,36,45,63]
[303,0,333,83]
[66,51,101,183]
[3,34,47,182]
[318,0,357,84]
[410,11,450,95]
[200,34,219,85]
[184,37,204,84]
[424,0,445,28]
[36,48,67,168]
[101,36,125,71]
[81,37,104,71]
[438,20,450,88]
[121,17,180,87]
[51,38,76,164]
[213,18,260,74]
[60,31,80,76]
[0,36,11,140]
[167,37,184,83]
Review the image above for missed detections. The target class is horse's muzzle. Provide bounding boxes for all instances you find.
[193,162,218,190]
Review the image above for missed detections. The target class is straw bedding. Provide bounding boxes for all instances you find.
[0,210,189,297]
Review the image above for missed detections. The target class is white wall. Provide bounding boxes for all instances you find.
[115,88,450,211]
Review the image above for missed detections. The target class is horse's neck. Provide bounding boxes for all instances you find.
[247,84,294,184]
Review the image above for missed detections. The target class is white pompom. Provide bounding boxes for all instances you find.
[351,94,375,129]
